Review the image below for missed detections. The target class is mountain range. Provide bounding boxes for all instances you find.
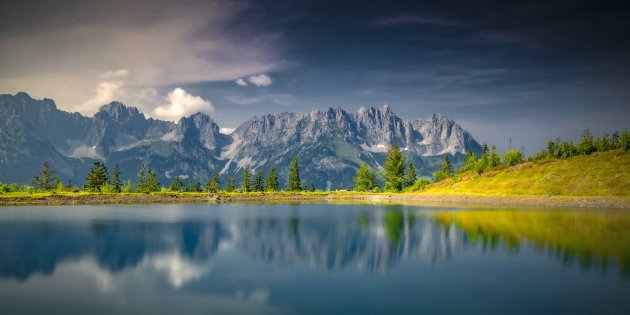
[0,92,481,189]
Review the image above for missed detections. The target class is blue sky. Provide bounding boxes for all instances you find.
[1,0,629,153]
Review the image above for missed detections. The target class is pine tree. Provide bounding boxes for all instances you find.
[596,133,610,152]
[187,179,195,192]
[194,181,203,192]
[144,169,160,192]
[32,160,59,191]
[620,130,630,150]
[404,162,417,188]
[137,163,147,193]
[226,177,237,192]
[265,163,280,192]
[309,182,316,192]
[254,169,265,192]
[476,143,490,173]
[383,145,405,192]
[241,165,252,192]
[432,155,452,182]
[490,145,501,167]
[611,131,620,149]
[206,171,220,193]
[287,157,301,191]
[110,163,121,193]
[354,163,379,192]
[86,161,109,192]
[170,176,183,192]
[577,129,596,155]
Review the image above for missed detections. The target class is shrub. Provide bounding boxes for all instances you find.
[406,178,431,192]
[503,149,523,166]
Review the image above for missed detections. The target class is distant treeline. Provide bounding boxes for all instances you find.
[0,156,313,194]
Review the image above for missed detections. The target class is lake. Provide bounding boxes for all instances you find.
[0,203,628,314]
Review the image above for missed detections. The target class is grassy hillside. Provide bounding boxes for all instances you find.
[420,149,629,197]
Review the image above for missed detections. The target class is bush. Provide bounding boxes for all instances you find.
[503,150,523,166]
[406,178,431,192]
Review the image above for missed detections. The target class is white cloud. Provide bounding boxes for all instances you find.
[153,88,214,122]
[74,80,126,115]
[235,78,248,86]
[152,252,212,288]
[247,74,272,87]
[219,127,235,134]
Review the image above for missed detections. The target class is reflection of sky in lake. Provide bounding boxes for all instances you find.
[0,204,628,315]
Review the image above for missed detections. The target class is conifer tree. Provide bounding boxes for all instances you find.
[241,165,252,192]
[194,181,203,192]
[86,161,109,192]
[226,176,237,192]
[254,169,265,192]
[476,143,490,173]
[432,155,452,182]
[265,163,280,192]
[404,162,417,188]
[137,163,147,193]
[287,157,301,191]
[383,145,405,192]
[620,130,630,150]
[490,145,501,167]
[32,160,59,191]
[110,163,121,193]
[170,176,183,192]
[577,129,596,155]
[144,169,160,192]
[206,171,220,193]
[354,163,379,192]
[611,131,620,149]
[596,133,610,152]
[187,179,195,192]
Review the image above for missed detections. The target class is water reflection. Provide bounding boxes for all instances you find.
[1,204,627,285]
[432,209,630,276]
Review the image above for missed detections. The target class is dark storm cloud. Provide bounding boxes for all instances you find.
[1,0,629,152]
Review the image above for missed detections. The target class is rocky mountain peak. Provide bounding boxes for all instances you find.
[96,101,144,123]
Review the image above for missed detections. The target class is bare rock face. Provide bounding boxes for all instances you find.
[0,92,481,188]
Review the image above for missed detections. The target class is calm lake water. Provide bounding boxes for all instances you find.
[0,203,628,315]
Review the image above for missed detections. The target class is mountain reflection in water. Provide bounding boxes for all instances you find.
[0,204,627,284]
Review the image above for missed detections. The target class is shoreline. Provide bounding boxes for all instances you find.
[0,191,628,209]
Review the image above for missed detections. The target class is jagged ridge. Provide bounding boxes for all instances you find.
[0,92,481,188]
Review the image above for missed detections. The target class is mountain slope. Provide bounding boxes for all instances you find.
[0,92,482,188]
[421,150,630,196]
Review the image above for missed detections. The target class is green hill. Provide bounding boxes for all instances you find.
[420,150,629,197]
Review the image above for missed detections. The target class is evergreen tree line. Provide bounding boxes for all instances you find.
[528,129,629,161]
[352,128,629,192]
[353,145,419,192]
[425,128,629,185]
[4,128,626,194]
[21,157,316,193]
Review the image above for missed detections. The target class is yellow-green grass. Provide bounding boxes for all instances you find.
[432,209,630,274]
[421,150,629,197]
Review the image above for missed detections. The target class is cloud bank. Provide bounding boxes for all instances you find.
[153,88,214,122]
[0,0,283,119]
